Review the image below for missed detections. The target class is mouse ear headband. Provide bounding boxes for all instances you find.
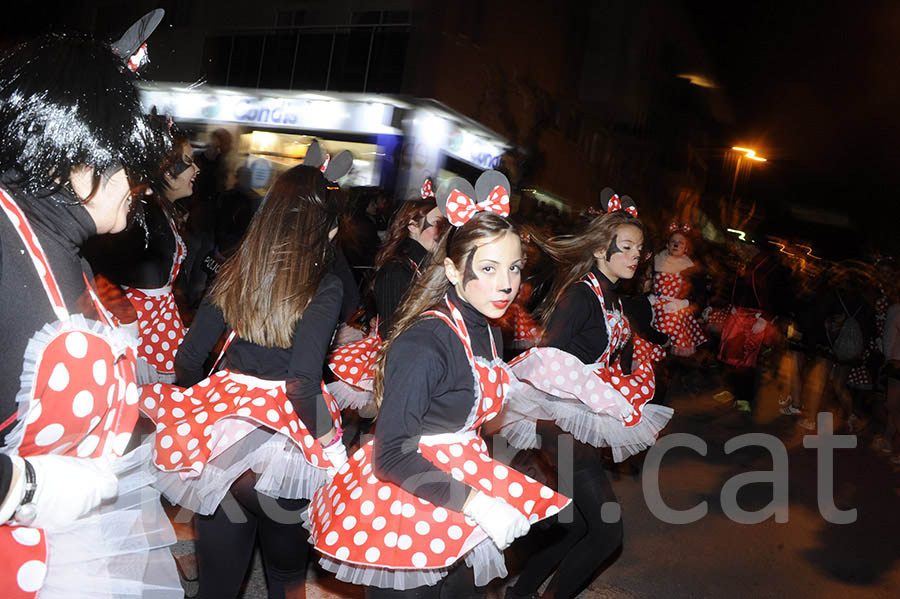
[110,9,165,72]
[303,140,353,183]
[599,186,638,218]
[437,170,510,227]
[668,221,692,234]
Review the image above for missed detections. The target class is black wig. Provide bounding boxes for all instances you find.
[0,33,170,198]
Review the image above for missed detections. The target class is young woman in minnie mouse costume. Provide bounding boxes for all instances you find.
[650,221,708,357]
[498,189,673,599]
[85,123,198,384]
[0,12,182,599]
[327,178,445,413]
[141,153,353,599]
[305,171,570,599]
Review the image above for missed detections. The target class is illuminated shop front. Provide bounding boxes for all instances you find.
[138,84,510,197]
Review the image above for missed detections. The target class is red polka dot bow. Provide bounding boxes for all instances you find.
[420,177,435,199]
[607,194,638,218]
[668,221,691,234]
[444,185,510,227]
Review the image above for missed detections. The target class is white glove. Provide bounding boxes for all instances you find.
[463,490,530,550]
[663,298,690,314]
[7,454,117,530]
[751,316,767,334]
[322,441,349,478]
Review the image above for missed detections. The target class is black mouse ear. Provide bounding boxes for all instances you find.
[323,150,353,182]
[599,187,615,212]
[110,9,165,71]
[303,140,325,168]
[436,176,476,222]
[619,195,638,217]
[474,170,511,204]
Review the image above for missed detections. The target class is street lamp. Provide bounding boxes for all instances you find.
[729,146,766,203]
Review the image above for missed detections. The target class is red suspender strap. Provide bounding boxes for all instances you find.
[0,186,70,321]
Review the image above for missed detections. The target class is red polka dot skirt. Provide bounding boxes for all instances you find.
[652,272,707,356]
[125,288,186,375]
[144,372,343,514]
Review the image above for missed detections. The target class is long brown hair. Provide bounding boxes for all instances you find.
[533,211,645,329]
[372,211,520,411]
[373,198,436,271]
[210,165,337,348]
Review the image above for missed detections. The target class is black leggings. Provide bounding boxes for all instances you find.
[511,425,624,599]
[365,564,483,599]
[196,471,311,599]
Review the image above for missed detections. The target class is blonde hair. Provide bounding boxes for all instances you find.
[210,165,337,348]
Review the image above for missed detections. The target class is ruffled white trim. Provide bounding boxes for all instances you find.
[2,314,138,454]
[326,381,373,410]
[499,371,673,462]
[311,536,506,590]
[38,440,182,598]
[153,427,329,515]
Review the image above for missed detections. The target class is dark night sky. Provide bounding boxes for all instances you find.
[686,0,900,209]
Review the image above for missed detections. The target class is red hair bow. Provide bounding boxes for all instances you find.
[318,153,331,174]
[420,178,435,199]
[607,194,638,218]
[445,185,510,227]
[668,221,691,234]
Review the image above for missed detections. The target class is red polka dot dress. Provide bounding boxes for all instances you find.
[306,298,571,590]
[327,321,381,411]
[123,216,187,381]
[0,187,181,599]
[494,303,541,351]
[652,270,708,356]
[500,273,673,461]
[144,338,346,515]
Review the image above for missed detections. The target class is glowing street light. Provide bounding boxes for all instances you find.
[732,146,767,162]
[729,146,767,203]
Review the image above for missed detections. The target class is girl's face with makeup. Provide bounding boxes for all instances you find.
[408,206,444,252]
[667,232,688,257]
[444,230,523,319]
[594,224,643,283]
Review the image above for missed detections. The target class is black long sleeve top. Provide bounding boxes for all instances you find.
[372,287,502,512]
[83,199,178,289]
[374,238,428,335]
[621,294,669,346]
[174,273,343,438]
[0,175,101,502]
[543,267,621,364]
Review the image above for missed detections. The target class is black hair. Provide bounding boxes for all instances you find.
[0,33,170,198]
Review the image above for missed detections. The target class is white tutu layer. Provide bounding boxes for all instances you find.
[500,377,673,462]
[154,426,329,515]
[313,536,505,590]
[134,357,176,386]
[326,380,373,411]
[40,441,182,598]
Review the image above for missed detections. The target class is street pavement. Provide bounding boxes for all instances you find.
[170,360,900,598]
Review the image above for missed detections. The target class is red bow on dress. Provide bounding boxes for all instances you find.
[668,221,691,234]
[607,194,638,218]
[445,185,510,227]
[420,178,435,199]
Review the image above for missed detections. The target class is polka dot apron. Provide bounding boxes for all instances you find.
[144,332,345,512]
[123,216,187,374]
[307,297,570,588]
[580,273,657,426]
[651,271,707,356]
[0,187,140,599]
[848,292,888,390]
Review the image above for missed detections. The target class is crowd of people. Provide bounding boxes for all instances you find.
[2,11,899,599]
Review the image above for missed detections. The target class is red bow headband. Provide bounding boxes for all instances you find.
[668,221,692,234]
[599,187,638,218]
[438,171,511,227]
[420,177,435,199]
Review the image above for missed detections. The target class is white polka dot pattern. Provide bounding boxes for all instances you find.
[651,272,707,354]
